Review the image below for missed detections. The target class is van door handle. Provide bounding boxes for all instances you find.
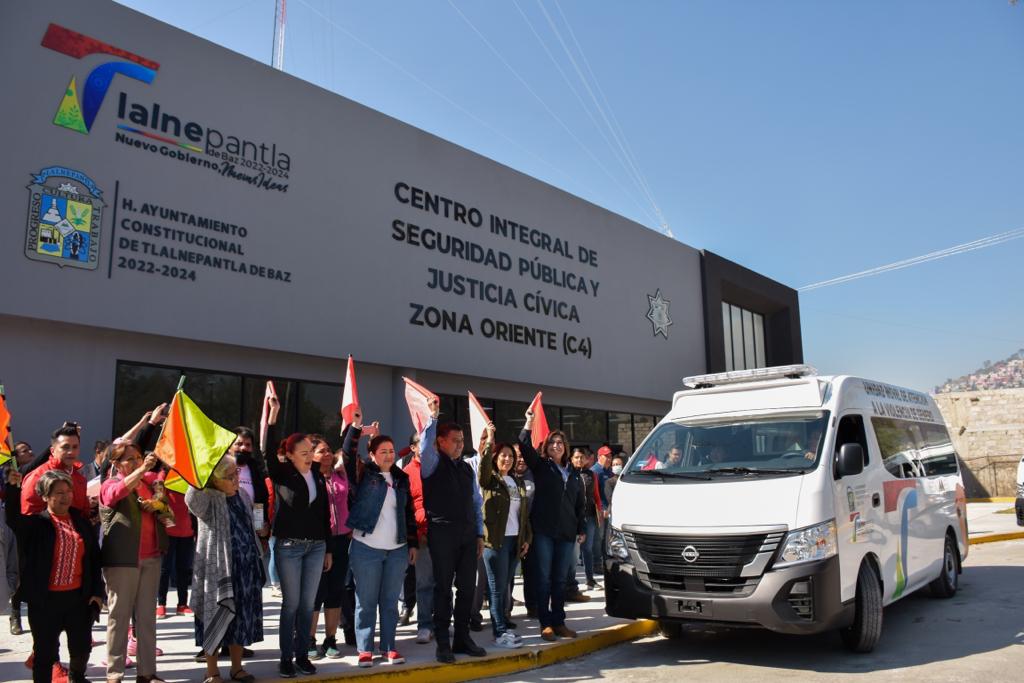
[872,493,881,508]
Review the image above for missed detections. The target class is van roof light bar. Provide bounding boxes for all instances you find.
[683,364,818,389]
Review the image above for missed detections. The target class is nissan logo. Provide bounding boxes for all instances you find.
[681,545,700,563]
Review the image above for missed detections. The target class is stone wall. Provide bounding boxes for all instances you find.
[933,388,1024,498]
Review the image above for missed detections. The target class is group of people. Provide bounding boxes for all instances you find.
[0,395,626,683]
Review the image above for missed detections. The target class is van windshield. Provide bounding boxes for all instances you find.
[624,412,830,478]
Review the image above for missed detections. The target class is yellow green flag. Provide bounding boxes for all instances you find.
[154,389,236,489]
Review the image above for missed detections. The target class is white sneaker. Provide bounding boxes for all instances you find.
[415,628,433,644]
[494,632,522,649]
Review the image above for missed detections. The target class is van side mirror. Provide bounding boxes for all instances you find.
[836,443,864,478]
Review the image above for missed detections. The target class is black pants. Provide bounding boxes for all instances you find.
[428,523,477,645]
[314,534,351,611]
[28,590,92,683]
[402,562,417,612]
[159,535,195,607]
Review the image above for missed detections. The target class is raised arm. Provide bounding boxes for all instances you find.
[417,398,442,479]
[476,423,497,488]
[261,397,289,482]
[517,408,541,471]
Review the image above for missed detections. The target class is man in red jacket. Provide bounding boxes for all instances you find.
[402,432,435,645]
[21,424,89,516]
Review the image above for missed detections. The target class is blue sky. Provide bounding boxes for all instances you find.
[117,0,1024,392]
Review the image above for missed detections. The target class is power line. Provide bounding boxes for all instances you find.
[799,227,1024,291]
[544,0,672,237]
[444,0,659,229]
[291,0,599,200]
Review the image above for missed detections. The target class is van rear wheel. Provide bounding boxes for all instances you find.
[657,620,683,639]
[928,534,959,598]
[840,562,883,653]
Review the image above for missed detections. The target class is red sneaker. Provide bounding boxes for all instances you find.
[176,605,194,616]
[357,651,373,668]
[386,651,405,665]
[156,605,167,619]
[24,652,33,670]
[52,662,69,683]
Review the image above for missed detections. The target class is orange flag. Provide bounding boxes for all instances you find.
[468,391,490,452]
[340,356,360,432]
[0,391,11,466]
[403,377,438,434]
[154,387,236,489]
[528,391,550,450]
[259,380,277,454]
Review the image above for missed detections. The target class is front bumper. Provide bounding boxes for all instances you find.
[604,555,853,635]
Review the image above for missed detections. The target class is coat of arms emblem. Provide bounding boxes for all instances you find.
[646,289,673,339]
[25,166,105,270]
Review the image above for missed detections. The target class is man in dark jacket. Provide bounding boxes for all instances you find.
[419,398,486,663]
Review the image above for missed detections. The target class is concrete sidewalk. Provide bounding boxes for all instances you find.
[2,501,1021,683]
[966,500,1024,543]
[0,572,650,683]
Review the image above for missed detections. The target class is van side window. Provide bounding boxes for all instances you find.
[871,416,935,479]
[835,414,869,468]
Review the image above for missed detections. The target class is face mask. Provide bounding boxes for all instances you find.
[236,450,253,466]
[612,465,623,475]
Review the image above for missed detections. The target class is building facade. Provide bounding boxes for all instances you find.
[0,0,801,455]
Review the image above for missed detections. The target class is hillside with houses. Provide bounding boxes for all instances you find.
[935,350,1024,393]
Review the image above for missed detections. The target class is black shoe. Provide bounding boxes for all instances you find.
[295,658,317,676]
[194,649,207,663]
[278,659,296,678]
[469,617,484,632]
[435,643,455,664]
[506,620,518,629]
[453,636,487,657]
[399,607,413,626]
[9,615,22,636]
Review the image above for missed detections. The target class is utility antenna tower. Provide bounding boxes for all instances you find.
[272,0,287,70]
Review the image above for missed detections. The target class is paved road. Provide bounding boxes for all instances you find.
[489,540,1024,682]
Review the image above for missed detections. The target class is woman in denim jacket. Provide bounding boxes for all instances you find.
[342,414,417,668]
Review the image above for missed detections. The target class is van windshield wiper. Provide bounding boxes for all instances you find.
[705,466,801,476]
[627,469,712,481]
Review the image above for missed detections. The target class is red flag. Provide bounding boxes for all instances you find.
[340,356,360,431]
[403,377,438,434]
[467,391,490,452]
[259,380,277,454]
[528,391,550,450]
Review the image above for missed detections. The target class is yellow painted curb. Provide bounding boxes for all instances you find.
[969,531,1024,545]
[967,497,1015,503]
[290,620,658,683]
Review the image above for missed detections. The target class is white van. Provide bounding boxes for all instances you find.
[604,365,968,652]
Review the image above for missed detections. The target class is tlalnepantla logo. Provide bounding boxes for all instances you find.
[42,23,160,134]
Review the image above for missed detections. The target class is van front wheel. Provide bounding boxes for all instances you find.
[657,620,683,639]
[840,562,883,653]
[928,534,959,598]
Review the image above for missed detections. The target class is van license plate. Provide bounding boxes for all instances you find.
[678,599,709,616]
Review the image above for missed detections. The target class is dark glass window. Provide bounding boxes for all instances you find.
[181,371,241,434]
[112,364,179,436]
[299,382,343,449]
[608,412,633,453]
[561,407,607,450]
[633,415,656,449]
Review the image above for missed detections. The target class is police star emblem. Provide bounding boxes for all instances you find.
[646,289,673,339]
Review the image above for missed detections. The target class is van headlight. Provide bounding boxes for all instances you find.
[606,528,629,561]
[774,520,837,568]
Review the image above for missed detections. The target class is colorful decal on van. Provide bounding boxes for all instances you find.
[884,479,918,599]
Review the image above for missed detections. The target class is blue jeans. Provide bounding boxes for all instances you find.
[268,536,280,586]
[414,542,434,631]
[529,533,575,629]
[349,540,408,654]
[580,516,599,583]
[483,536,519,636]
[275,538,326,661]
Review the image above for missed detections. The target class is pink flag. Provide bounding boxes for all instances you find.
[340,356,360,432]
[468,391,490,452]
[528,391,550,450]
[258,380,277,454]
[403,377,438,434]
